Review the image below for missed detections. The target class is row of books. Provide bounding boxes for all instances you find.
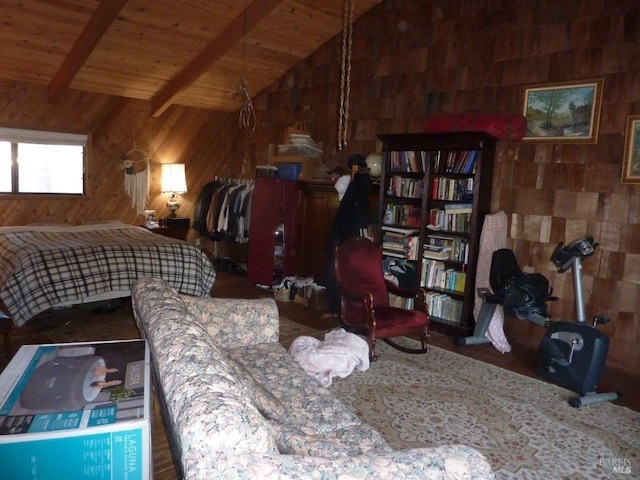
[429,150,478,174]
[424,233,469,263]
[425,292,463,324]
[427,204,473,233]
[389,151,426,173]
[381,224,420,260]
[431,176,474,201]
[382,237,419,260]
[386,176,425,198]
[383,204,421,228]
[421,259,466,292]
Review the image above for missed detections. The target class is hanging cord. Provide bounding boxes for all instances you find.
[238,1,256,134]
[338,0,354,150]
[238,76,256,133]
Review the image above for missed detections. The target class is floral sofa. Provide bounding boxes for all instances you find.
[131,278,494,480]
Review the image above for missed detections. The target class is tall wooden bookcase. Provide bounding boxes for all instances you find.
[377,132,496,336]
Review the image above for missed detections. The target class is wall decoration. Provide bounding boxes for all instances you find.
[622,115,640,184]
[522,79,603,143]
[120,148,151,215]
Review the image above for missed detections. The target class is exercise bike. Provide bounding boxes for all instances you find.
[537,236,620,408]
[458,237,620,408]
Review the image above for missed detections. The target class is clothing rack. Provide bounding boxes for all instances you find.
[193,178,256,256]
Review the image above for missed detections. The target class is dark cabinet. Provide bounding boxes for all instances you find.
[298,180,379,282]
[247,179,301,286]
[298,181,342,280]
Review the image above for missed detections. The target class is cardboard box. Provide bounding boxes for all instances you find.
[0,339,152,480]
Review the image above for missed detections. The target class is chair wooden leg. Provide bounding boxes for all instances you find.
[369,336,378,362]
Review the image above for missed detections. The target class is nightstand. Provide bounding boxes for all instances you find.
[144,218,190,241]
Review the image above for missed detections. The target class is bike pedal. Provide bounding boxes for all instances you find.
[593,315,610,326]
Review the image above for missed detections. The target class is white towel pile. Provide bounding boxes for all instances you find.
[288,328,370,387]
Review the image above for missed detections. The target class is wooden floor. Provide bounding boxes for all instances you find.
[1,270,638,480]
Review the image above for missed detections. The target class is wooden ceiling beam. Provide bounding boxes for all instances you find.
[150,0,284,118]
[49,0,129,104]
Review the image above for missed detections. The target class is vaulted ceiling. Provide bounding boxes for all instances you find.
[0,0,381,116]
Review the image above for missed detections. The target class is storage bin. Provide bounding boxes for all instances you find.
[272,286,292,302]
[275,163,302,180]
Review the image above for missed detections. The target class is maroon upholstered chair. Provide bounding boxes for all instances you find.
[334,236,429,360]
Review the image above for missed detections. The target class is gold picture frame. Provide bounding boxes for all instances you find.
[622,115,640,184]
[522,78,603,143]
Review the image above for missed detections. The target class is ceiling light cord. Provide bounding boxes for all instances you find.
[338,0,354,151]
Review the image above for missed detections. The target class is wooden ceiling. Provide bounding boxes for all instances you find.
[0,0,381,116]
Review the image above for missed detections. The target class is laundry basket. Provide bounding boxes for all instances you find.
[272,286,291,302]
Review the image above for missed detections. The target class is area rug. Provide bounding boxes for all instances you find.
[278,317,322,345]
[329,338,640,479]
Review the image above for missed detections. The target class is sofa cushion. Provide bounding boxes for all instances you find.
[223,355,287,421]
[268,420,392,458]
[226,343,365,434]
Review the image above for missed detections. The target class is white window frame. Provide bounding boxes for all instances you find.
[0,127,88,195]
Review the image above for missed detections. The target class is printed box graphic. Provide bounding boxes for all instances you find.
[0,339,151,480]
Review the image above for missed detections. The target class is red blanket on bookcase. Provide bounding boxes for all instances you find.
[425,112,527,141]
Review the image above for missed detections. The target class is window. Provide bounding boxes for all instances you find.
[0,127,87,194]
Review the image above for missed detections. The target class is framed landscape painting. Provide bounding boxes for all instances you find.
[522,79,603,143]
[622,115,640,184]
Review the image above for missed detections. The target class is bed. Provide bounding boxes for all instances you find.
[0,222,216,327]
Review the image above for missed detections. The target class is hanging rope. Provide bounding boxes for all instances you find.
[238,76,256,134]
[121,148,151,215]
[237,0,255,134]
[338,0,354,150]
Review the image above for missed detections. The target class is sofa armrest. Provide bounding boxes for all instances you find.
[131,278,280,349]
[191,447,494,479]
[181,295,280,348]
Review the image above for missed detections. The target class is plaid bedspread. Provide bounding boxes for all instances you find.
[0,223,216,327]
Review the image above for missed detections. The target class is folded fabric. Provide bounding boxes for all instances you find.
[288,329,370,387]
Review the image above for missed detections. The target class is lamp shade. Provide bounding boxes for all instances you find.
[161,163,187,193]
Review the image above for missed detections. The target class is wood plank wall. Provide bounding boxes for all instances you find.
[0,0,638,373]
[242,0,640,374]
[0,79,244,229]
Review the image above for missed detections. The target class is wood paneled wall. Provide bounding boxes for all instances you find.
[0,79,243,228]
[0,0,638,373]
[242,0,640,373]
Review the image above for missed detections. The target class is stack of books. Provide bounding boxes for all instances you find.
[429,150,478,174]
[425,292,463,324]
[383,204,422,227]
[424,234,469,263]
[427,204,472,233]
[389,151,426,172]
[421,260,466,292]
[381,226,420,260]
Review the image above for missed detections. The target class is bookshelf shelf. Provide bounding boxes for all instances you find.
[376,132,497,336]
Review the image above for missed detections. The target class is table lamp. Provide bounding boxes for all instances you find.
[161,163,187,218]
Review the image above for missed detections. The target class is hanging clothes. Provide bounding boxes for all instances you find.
[193,180,222,235]
[195,178,255,243]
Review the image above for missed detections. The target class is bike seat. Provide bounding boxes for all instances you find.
[551,236,598,273]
